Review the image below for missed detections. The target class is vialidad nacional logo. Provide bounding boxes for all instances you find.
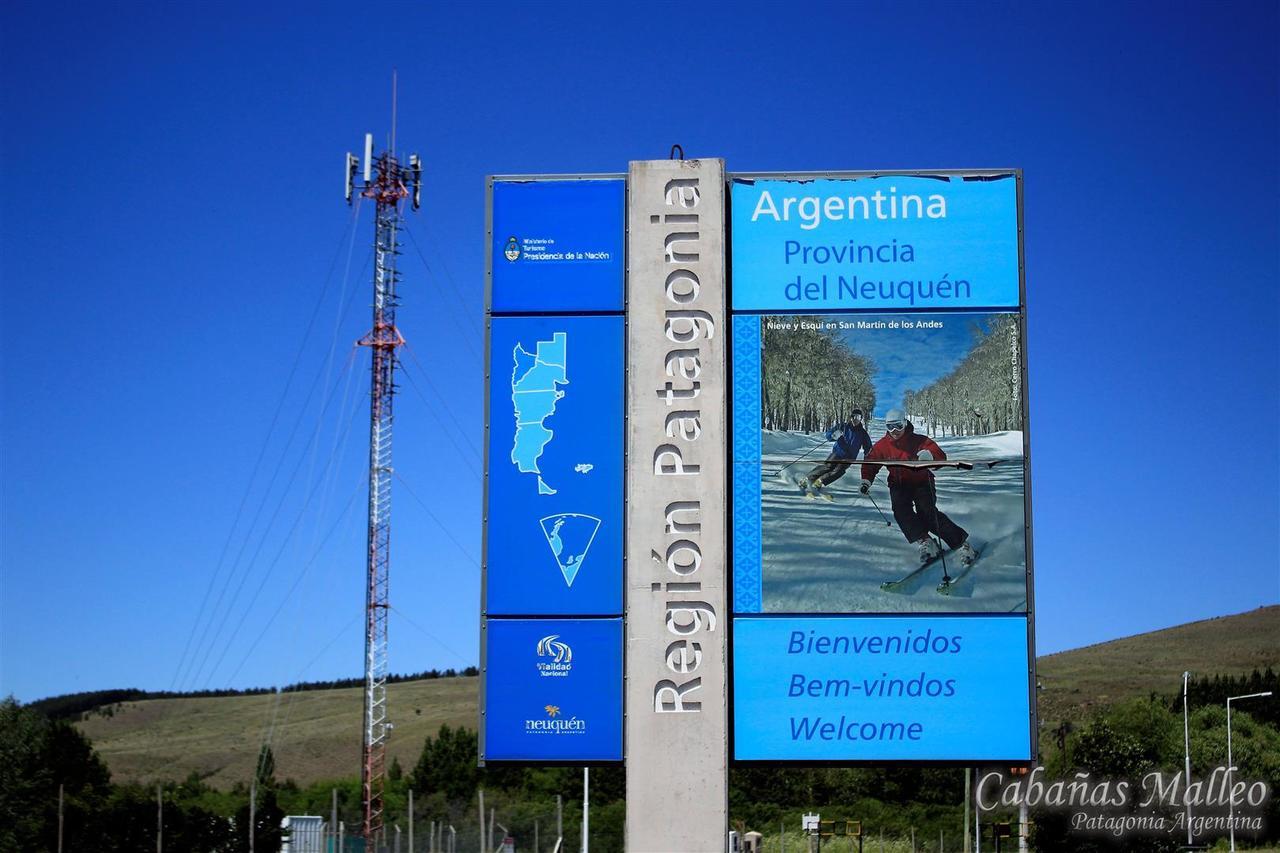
[536,634,573,677]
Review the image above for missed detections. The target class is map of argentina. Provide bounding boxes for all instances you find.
[486,314,621,615]
[510,332,567,495]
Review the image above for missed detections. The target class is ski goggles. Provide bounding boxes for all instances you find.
[885,420,906,432]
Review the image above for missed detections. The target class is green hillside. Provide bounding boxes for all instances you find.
[71,606,1280,788]
[75,677,478,789]
[1037,604,1280,727]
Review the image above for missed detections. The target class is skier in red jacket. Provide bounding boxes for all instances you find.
[859,408,978,567]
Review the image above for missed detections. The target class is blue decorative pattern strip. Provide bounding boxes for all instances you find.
[732,314,763,613]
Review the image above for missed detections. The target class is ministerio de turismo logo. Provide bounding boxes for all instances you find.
[536,634,573,677]
[504,236,520,261]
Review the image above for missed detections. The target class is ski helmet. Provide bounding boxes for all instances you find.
[884,409,906,431]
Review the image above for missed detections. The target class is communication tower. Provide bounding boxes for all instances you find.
[345,132,422,844]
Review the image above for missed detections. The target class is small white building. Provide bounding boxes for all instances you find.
[280,815,326,853]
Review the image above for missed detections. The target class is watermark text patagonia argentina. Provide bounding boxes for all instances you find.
[650,175,717,714]
[978,766,1270,837]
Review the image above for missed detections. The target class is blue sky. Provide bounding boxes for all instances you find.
[2,1,1277,703]
[834,312,1004,413]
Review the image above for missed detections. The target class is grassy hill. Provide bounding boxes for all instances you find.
[1037,604,1280,726]
[72,606,1280,788]
[76,676,478,789]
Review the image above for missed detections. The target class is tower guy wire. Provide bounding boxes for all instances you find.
[169,200,366,692]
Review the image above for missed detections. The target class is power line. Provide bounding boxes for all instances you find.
[169,199,365,690]
[390,604,473,667]
[393,472,480,567]
[401,223,484,363]
[184,348,362,689]
[196,356,365,688]
[248,605,363,797]
[174,247,373,690]
[401,341,482,462]
[218,369,366,680]
[397,359,482,477]
[222,476,366,686]
[414,218,486,339]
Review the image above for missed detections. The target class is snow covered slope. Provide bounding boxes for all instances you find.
[758,423,1028,613]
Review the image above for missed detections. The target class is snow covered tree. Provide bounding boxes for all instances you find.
[903,315,1022,436]
[761,317,876,431]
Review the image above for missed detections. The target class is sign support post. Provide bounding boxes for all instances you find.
[624,158,728,852]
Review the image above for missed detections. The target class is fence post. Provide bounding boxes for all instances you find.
[249,779,256,853]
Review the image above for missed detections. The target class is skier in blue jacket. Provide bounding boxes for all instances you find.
[799,408,873,499]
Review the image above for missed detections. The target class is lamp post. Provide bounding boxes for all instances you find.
[1182,671,1192,848]
[1226,690,1272,852]
[582,767,589,853]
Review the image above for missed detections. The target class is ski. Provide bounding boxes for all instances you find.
[880,554,943,593]
[936,547,983,595]
[796,476,835,501]
[828,458,1013,471]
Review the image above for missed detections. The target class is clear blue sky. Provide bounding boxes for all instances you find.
[2,1,1276,704]
[837,313,1003,412]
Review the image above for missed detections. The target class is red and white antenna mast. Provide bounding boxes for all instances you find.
[345,125,421,845]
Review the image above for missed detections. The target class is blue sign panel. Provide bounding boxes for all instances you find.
[486,314,623,615]
[491,179,625,313]
[733,615,1031,761]
[484,618,623,761]
[731,176,1019,311]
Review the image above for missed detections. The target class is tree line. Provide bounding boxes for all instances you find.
[28,667,480,722]
[1,700,978,852]
[761,317,876,432]
[903,314,1022,436]
[9,663,1278,852]
[1185,667,1279,727]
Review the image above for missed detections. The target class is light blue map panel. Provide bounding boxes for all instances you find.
[511,332,567,496]
[487,315,623,616]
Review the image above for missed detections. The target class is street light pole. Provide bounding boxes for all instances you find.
[1182,671,1192,848]
[582,767,589,853]
[1227,690,1272,852]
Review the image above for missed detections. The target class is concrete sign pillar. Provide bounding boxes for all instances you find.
[625,158,728,852]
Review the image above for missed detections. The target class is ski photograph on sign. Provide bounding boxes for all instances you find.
[752,311,1027,613]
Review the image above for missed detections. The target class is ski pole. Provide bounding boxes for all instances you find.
[858,488,892,527]
[773,440,828,476]
[929,477,950,582]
